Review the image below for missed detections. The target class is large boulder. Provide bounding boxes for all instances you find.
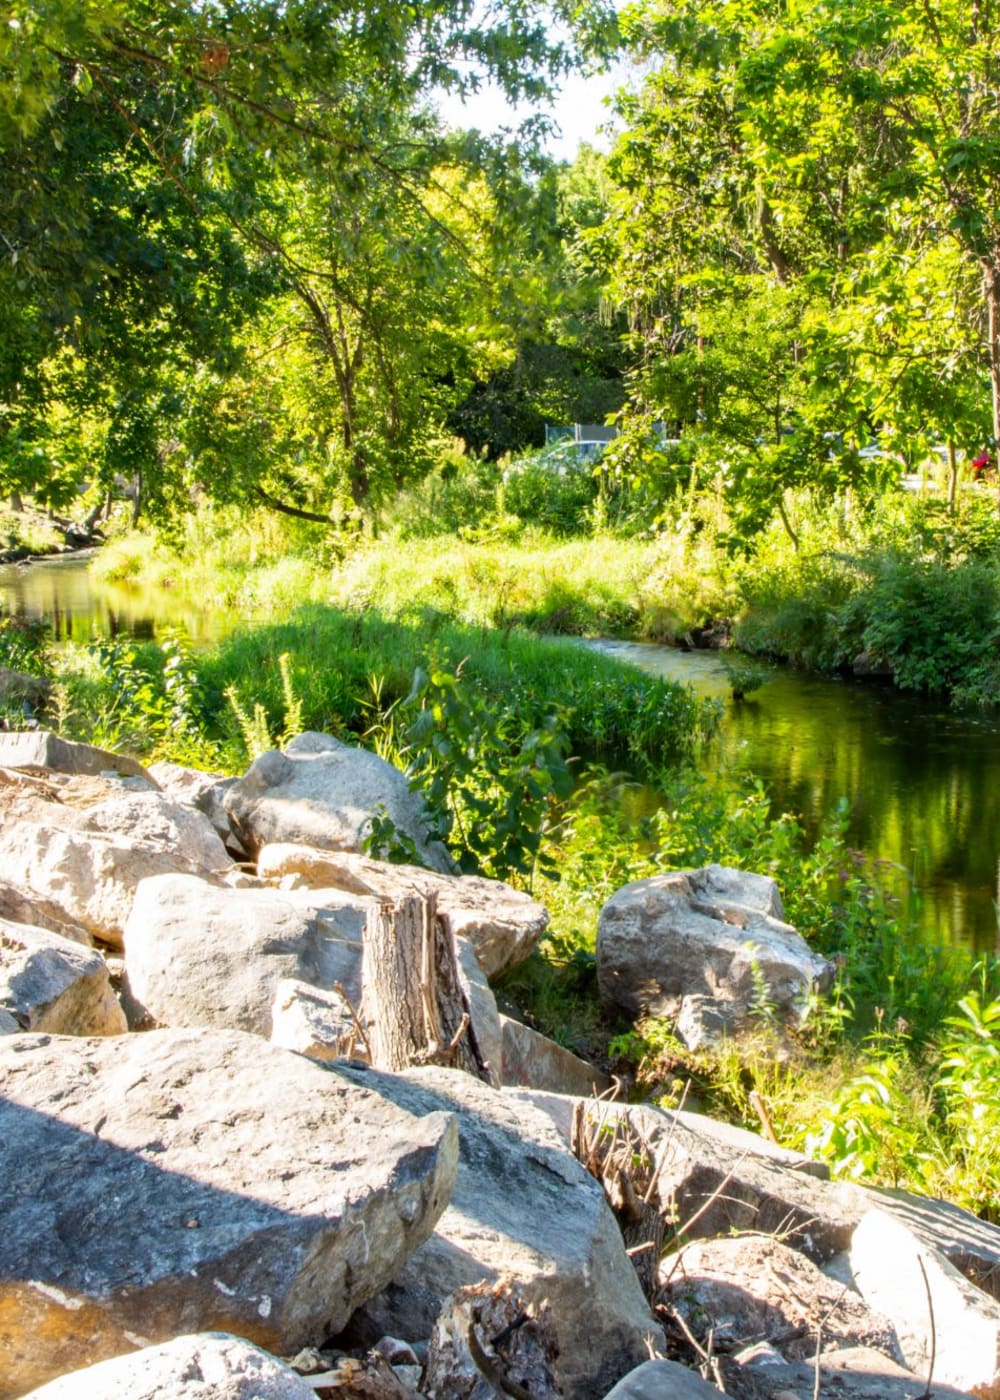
[222,733,453,873]
[18,1333,319,1400]
[123,874,503,1081]
[123,875,370,1035]
[340,1063,663,1400]
[0,918,125,1036]
[0,791,235,949]
[0,1029,458,1396]
[257,844,548,978]
[597,863,832,1046]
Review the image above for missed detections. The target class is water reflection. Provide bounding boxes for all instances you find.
[0,554,229,644]
[2,560,997,951]
[590,640,1000,954]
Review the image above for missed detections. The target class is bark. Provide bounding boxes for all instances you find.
[984,260,1000,513]
[362,893,488,1079]
[252,485,331,524]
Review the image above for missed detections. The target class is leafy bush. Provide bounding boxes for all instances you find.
[501,447,598,535]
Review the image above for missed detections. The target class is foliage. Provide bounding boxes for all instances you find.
[393,660,574,885]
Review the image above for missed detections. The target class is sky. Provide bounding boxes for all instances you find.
[434,61,627,160]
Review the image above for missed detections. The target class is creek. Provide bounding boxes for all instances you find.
[2,556,998,953]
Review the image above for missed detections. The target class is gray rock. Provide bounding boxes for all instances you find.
[850,1208,1000,1399]
[597,863,833,1045]
[340,1063,663,1400]
[148,763,245,858]
[124,873,502,1080]
[0,668,49,710]
[499,1015,611,1096]
[0,1028,458,1395]
[269,978,360,1060]
[600,1359,726,1399]
[0,918,126,1036]
[257,844,548,978]
[223,733,453,873]
[123,874,370,1035]
[735,1344,978,1399]
[18,1332,319,1399]
[0,792,235,950]
[660,1235,900,1362]
[507,1094,854,1265]
[0,730,153,781]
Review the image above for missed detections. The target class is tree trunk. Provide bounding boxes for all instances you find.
[362,893,489,1080]
[984,261,1000,512]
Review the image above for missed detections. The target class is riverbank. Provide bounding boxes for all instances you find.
[7,508,1000,1217]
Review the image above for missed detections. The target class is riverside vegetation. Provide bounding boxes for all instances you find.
[6,472,1000,1226]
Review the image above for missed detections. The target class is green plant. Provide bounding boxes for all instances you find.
[935,981,1000,1219]
[224,651,304,762]
[399,660,574,886]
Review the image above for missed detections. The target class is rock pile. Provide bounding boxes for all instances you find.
[0,730,998,1399]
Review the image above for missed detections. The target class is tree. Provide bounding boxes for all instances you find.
[0,0,618,518]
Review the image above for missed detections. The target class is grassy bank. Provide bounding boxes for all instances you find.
[13,497,1000,1215]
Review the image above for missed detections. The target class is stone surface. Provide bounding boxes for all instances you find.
[0,918,126,1036]
[123,874,370,1035]
[125,873,502,1078]
[0,1028,458,1396]
[18,1332,319,1400]
[148,763,244,857]
[735,1344,979,1400]
[0,883,91,946]
[597,863,833,1046]
[499,1015,611,1096]
[269,978,359,1060]
[223,733,453,872]
[0,792,235,949]
[339,1063,663,1400]
[257,844,548,977]
[600,1359,726,1400]
[660,1234,900,1362]
[0,730,153,781]
[850,1207,1000,1399]
[509,1093,854,1264]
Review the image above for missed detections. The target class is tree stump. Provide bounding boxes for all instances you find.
[362,892,489,1080]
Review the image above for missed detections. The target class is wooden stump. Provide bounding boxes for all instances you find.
[362,892,489,1080]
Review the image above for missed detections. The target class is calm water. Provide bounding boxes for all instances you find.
[590,640,1000,954]
[0,554,229,643]
[2,557,998,950]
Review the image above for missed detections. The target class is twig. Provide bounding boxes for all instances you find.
[332,980,372,1061]
[917,1253,936,1400]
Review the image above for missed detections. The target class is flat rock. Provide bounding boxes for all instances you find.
[0,883,91,946]
[18,1332,319,1399]
[0,731,153,781]
[257,845,548,978]
[339,1063,663,1400]
[0,1029,458,1396]
[223,733,453,873]
[0,918,126,1035]
[0,792,235,949]
[508,1093,854,1264]
[660,1235,900,1362]
[499,1015,610,1096]
[597,864,832,1046]
[735,1344,978,1399]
